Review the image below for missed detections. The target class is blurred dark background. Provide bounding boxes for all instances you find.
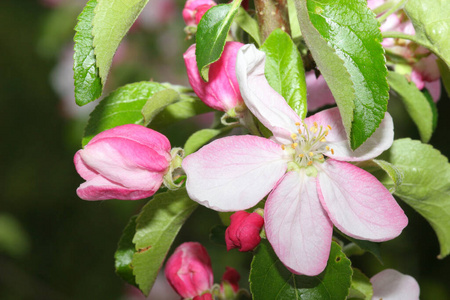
[1,0,449,299]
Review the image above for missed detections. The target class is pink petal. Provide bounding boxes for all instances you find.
[79,138,169,189]
[89,124,171,158]
[305,71,336,111]
[367,0,385,10]
[182,135,288,211]
[77,175,160,200]
[304,107,394,161]
[265,171,333,276]
[317,160,408,241]
[236,44,302,144]
[371,269,420,300]
[74,150,97,181]
[425,80,441,102]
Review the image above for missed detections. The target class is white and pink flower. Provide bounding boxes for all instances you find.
[371,269,420,300]
[182,45,408,276]
[182,0,217,27]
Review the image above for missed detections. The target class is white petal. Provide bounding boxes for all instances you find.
[265,171,333,276]
[182,135,288,211]
[236,44,302,144]
[371,269,420,300]
[317,160,408,241]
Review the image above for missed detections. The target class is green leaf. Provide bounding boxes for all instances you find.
[115,216,138,286]
[141,89,180,127]
[295,0,389,149]
[356,159,404,194]
[437,58,450,97]
[132,188,198,296]
[261,29,307,119]
[73,0,103,106]
[196,0,242,81]
[210,224,227,246]
[92,0,150,85]
[422,89,438,132]
[348,268,373,300]
[404,0,450,68]
[337,231,382,263]
[82,81,166,146]
[387,71,434,143]
[0,214,30,258]
[381,138,450,259]
[184,127,233,155]
[234,7,261,46]
[250,240,352,299]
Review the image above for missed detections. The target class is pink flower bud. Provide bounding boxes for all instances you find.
[221,267,240,293]
[225,211,264,252]
[165,242,214,298]
[183,0,217,26]
[184,42,245,115]
[74,124,171,201]
[193,293,213,300]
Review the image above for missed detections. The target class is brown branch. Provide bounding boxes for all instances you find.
[254,0,291,43]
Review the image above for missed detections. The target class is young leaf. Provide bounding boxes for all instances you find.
[348,268,373,300]
[261,29,307,119]
[387,71,434,143]
[295,0,389,149]
[73,0,102,106]
[234,7,261,46]
[92,0,150,85]
[404,0,450,68]
[184,127,234,155]
[437,58,450,97]
[82,81,166,146]
[250,240,352,299]
[115,216,138,287]
[356,159,404,194]
[196,0,242,81]
[141,89,180,126]
[381,138,450,259]
[132,189,198,296]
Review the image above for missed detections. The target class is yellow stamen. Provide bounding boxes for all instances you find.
[295,122,300,126]
[291,143,298,149]
[313,122,318,128]
[331,148,335,155]
[281,145,285,150]
[298,153,304,158]
[291,133,297,139]
[327,125,332,130]
[326,146,330,151]
[320,137,326,142]
[309,152,314,157]
[297,129,302,134]
[307,161,313,166]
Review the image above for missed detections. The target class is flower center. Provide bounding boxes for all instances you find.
[281,121,334,168]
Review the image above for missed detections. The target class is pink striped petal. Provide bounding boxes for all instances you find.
[317,159,408,241]
[236,44,302,144]
[371,269,420,300]
[89,124,171,158]
[77,175,160,201]
[304,107,394,161]
[79,138,169,189]
[265,171,333,276]
[182,135,288,211]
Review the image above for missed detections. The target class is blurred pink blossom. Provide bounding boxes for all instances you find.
[183,0,217,26]
[371,269,420,300]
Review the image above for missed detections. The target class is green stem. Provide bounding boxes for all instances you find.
[377,0,408,23]
[382,31,428,48]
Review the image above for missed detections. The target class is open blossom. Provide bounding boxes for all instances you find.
[371,269,420,300]
[165,242,214,299]
[225,211,264,252]
[74,124,171,201]
[183,0,216,26]
[182,45,408,276]
[184,42,245,116]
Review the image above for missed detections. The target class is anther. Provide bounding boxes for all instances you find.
[281,145,285,150]
[326,146,330,151]
[295,122,300,126]
[291,143,298,149]
[327,125,332,130]
[331,148,335,155]
[297,129,302,134]
[320,137,326,142]
[313,122,318,128]
[307,161,313,166]
[309,152,314,157]
[291,133,297,139]
[298,154,304,158]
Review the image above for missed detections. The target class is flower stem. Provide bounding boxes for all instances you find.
[376,0,408,23]
[254,0,291,42]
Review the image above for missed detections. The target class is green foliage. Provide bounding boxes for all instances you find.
[115,216,138,287]
[92,0,150,85]
[141,89,180,126]
[404,0,450,68]
[196,0,242,81]
[250,241,352,299]
[0,214,30,258]
[295,0,389,149]
[387,71,434,143]
[82,81,166,146]
[437,58,450,97]
[234,7,261,46]
[337,231,382,263]
[73,0,102,106]
[381,139,450,259]
[209,224,227,246]
[184,127,234,155]
[356,159,404,194]
[132,189,198,296]
[261,29,307,119]
[348,268,373,300]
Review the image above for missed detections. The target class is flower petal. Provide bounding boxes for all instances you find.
[317,159,408,241]
[89,124,171,158]
[182,135,288,212]
[77,175,160,200]
[236,44,301,144]
[265,171,333,276]
[305,71,336,111]
[80,138,169,189]
[425,79,441,102]
[371,269,420,300]
[304,107,394,161]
